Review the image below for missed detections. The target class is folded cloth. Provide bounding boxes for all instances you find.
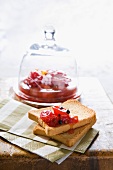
[0,99,99,163]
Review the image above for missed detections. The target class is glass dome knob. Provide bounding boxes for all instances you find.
[44,26,55,40]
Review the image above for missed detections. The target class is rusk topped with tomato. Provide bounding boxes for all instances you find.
[28,99,96,136]
[40,106,78,127]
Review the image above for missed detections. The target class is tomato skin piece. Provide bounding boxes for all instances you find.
[29,71,39,79]
[52,106,67,115]
[52,106,59,115]
[40,110,53,120]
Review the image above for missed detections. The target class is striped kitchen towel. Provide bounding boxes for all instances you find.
[0,131,72,163]
[0,99,98,163]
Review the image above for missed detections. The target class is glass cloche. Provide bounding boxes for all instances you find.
[15,26,80,105]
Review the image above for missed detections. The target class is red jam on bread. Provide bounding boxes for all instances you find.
[19,69,77,103]
[40,106,78,127]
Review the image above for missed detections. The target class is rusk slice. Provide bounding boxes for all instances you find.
[28,99,96,136]
[33,118,96,147]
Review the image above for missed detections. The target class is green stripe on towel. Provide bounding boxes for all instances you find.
[0,99,9,108]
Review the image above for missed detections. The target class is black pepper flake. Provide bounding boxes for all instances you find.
[60,107,64,110]
[59,120,63,124]
[66,109,70,114]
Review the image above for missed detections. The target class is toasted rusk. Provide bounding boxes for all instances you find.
[33,118,96,147]
[28,99,96,136]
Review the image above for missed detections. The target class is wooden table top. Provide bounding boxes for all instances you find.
[0,77,113,170]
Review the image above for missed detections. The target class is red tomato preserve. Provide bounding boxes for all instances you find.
[19,69,77,103]
[40,106,78,127]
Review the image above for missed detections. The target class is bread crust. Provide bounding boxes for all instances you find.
[28,99,96,136]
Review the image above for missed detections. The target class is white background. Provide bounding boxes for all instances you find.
[0,0,113,84]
